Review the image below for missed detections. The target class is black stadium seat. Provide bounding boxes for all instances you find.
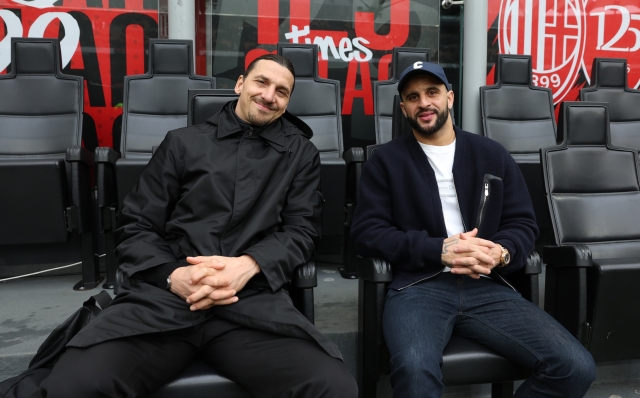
[277,43,350,268]
[480,54,558,249]
[580,58,640,150]
[141,89,318,398]
[0,38,101,290]
[95,39,215,288]
[542,102,640,362]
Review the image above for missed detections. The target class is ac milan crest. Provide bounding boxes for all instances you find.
[499,0,586,103]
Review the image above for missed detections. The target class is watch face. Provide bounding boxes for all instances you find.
[504,252,511,264]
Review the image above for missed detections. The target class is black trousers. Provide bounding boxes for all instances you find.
[35,317,357,398]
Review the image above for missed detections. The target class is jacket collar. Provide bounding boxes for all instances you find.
[206,101,312,149]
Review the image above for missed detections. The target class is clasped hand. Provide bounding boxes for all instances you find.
[169,254,260,311]
[441,228,501,279]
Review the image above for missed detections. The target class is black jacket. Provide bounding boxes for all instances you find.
[351,127,538,290]
[68,102,341,360]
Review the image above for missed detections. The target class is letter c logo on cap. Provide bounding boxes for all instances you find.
[413,61,423,69]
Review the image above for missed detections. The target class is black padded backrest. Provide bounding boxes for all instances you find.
[580,58,640,150]
[542,102,640,257]
[481,54,557,156]
[391,95,412,139]
[121,39,215,159]
[0,38,83,158]
[187,89,239,126]
[277,43,343,158]
[374,47,431,144]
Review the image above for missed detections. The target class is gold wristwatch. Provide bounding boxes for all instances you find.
[498,245,511,267]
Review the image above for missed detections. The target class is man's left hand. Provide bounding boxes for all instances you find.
[184,255,260,310]
[449,230,503,278]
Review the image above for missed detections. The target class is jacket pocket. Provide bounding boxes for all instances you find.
[476,174,504,239]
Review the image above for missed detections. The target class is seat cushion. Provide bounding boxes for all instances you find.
[441,335,531,385]
[148,361,252,398]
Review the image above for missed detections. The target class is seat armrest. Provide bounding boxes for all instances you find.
[66,145,94,166]
[344,147,365,164]
[95,146,120,165]
[523,251,542,274]
[358,257,393,283]
[543,245,593,267]
[292,261,317,289]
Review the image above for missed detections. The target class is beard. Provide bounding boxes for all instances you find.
[245,97,280,127]
[406,106,449,138]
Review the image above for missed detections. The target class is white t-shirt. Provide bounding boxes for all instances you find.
[418,139,464,272]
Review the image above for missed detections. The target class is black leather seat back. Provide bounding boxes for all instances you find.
[542,102,640,259]
[374,47,431,144]
[277,43,345,261]
[0,38,83,159]
[481,54,557,248]
[392,94,412,139]
[368,95,412,159]
[120,39,215,160]
[278,43,343,159]
[116,40,215,207]
[481,55,557,156]
[580,58,640,150]
[187,89,239,126]
[0,38,83,245]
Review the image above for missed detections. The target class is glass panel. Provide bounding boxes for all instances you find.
[196,0,440,148]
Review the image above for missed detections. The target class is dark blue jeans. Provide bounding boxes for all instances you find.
[383,273,596,398]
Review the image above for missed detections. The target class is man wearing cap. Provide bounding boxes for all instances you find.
[350,62,596,397]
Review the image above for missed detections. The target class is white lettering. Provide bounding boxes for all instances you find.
[413,61,423,69]
[309,36,339,60]
[352,37,372,62]
[284,25,310,44]
[0,10,24,71]
[285,25,373,62]
[591,6,640,52]
[28,12,80,68]
[338,37,353,62]
[10,0,57,9]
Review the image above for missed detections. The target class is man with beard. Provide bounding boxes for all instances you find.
[350,62,595,397]
[32,54,358,398]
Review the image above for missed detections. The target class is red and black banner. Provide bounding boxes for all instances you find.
[488,0,640,107]
[0,0,158,150]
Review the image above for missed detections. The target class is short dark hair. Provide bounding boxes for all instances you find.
[244,54,296,93]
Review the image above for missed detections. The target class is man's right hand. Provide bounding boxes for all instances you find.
[169,263,238,310]
[441,228,496,279]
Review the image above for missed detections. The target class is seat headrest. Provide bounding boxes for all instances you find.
[558,102,610,146]
[150,40,192,75]
[188,89,238,125]
[12,38,59,75]
[277,43,316,78]
[392,47,430,81]
[590,58,627,88]
[495,54,532,85]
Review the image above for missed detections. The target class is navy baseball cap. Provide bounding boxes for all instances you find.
[397,61,450,94]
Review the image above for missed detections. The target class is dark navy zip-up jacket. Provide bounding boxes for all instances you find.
[351,126,538,290]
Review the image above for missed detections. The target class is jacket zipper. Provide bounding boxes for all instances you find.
[477,182,489,231]
[397,267,446,290]
[491,272,517,291]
